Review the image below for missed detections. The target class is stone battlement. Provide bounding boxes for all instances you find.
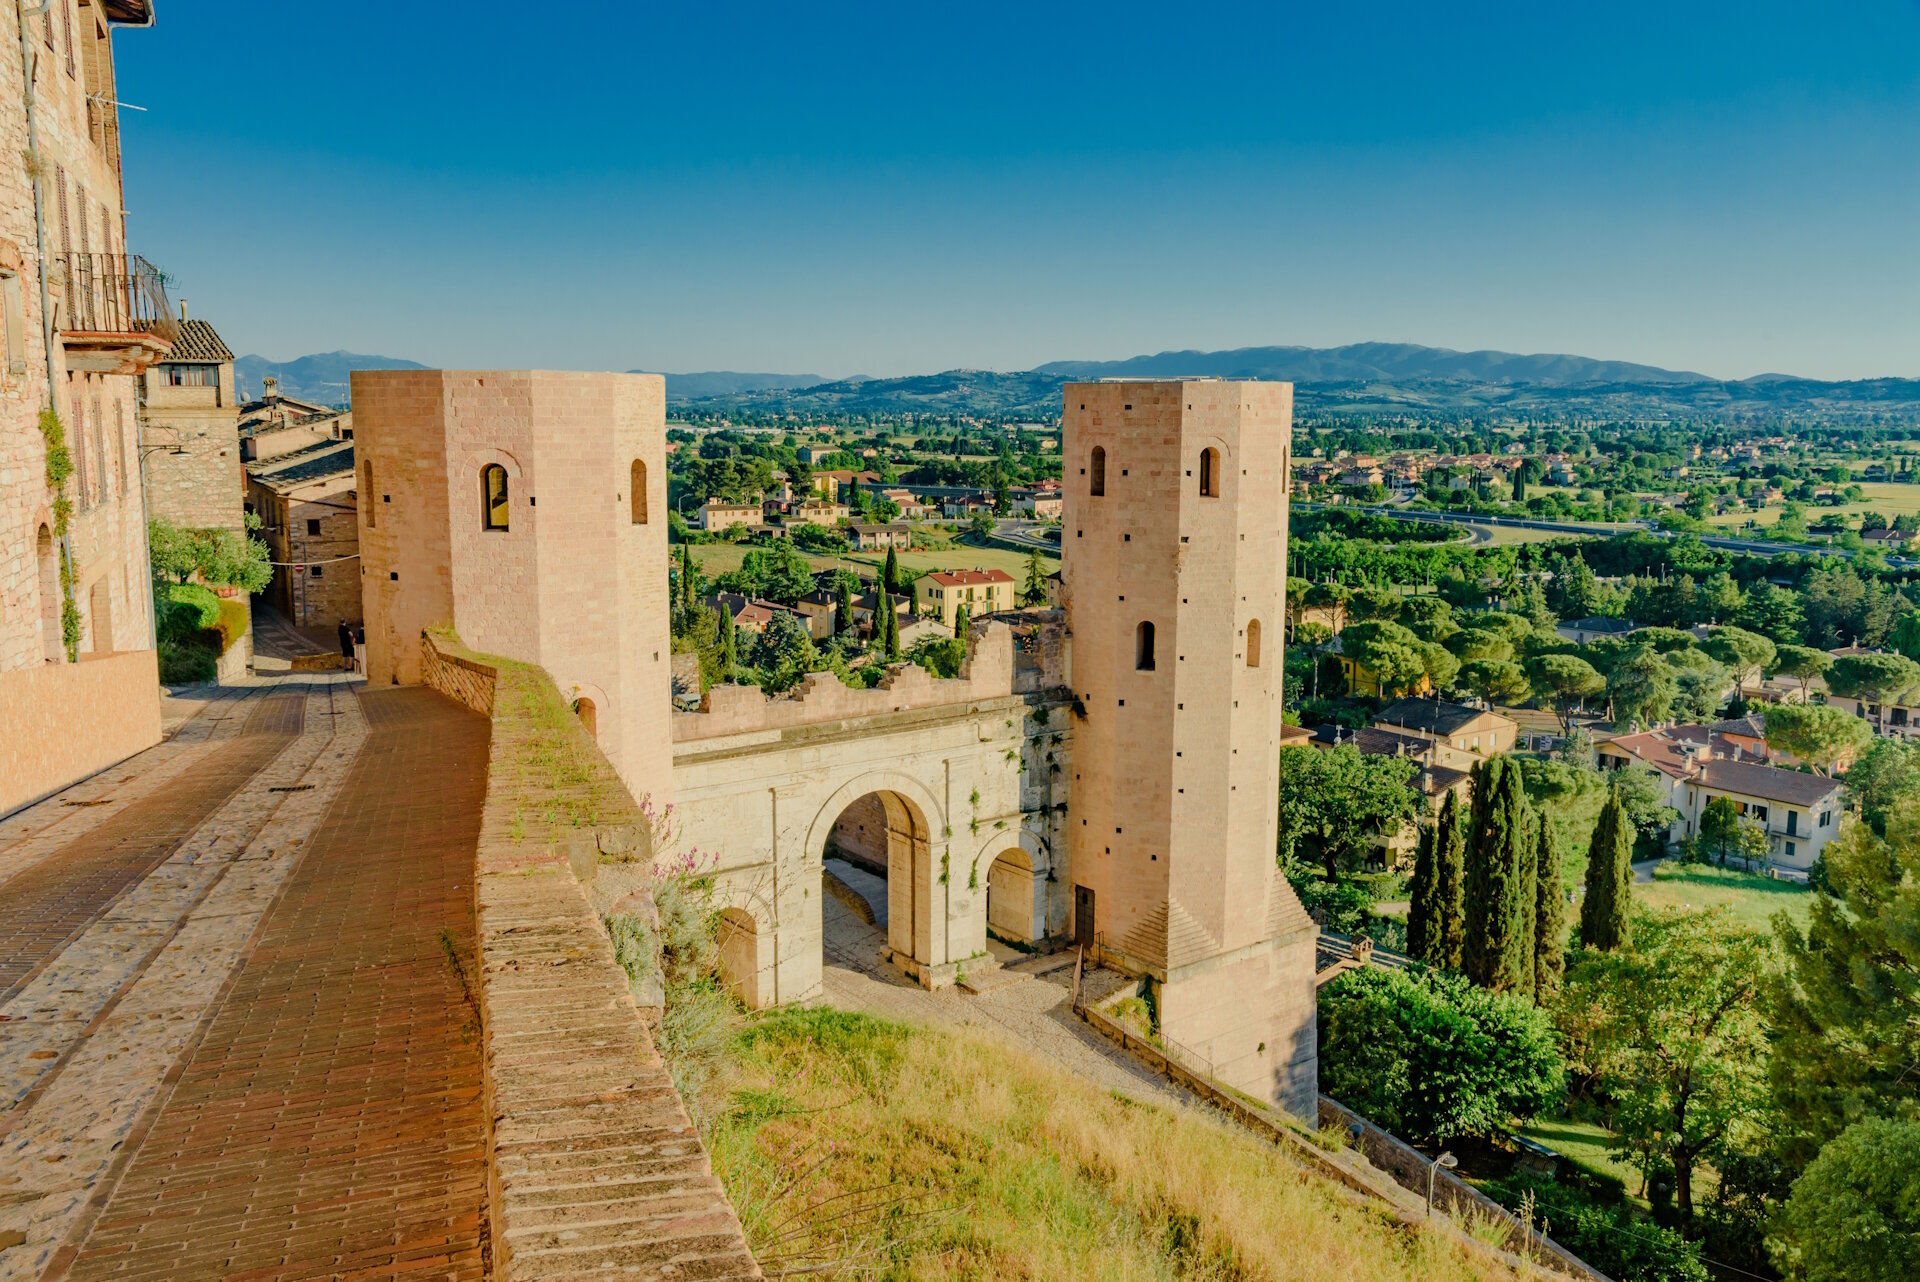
[674,619,1047,742]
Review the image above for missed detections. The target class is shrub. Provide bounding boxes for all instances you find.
[158,637,218,684]
[1319,966,1563,1142]
[1484,1174,1708,1282]
[155,581,221,643]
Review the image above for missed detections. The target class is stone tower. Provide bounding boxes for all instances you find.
[353,370,674,812]
[1061,379,1317,1115]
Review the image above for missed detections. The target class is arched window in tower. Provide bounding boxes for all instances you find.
[1199,447,1220,498]
[481,463,510,531]
[1090,445,1106,497]
[1135,620,1156,671]
[1246,618,1262,668]
[630,459,649,524]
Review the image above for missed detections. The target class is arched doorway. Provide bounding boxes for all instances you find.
[716,908,763,1006]
[822,788,932,974]
[986,848,1036,943]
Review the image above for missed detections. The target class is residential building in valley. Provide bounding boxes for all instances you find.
[1,1,169,814]
[915,568,1014,628]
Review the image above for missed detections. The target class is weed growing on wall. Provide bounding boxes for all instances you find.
[40,409,78,660]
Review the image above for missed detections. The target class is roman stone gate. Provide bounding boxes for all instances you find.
[671,620,1072,1004]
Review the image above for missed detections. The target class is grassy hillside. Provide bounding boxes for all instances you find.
[702,1008,1522,1281]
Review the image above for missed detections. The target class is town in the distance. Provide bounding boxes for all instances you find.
[3,6,1918,1282]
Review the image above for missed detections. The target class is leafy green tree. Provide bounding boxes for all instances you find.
[1770,644,1831,698]
[1304,581,1352,632]
[1448,628,1513,665]
[1339,620,1428,696]
[1463,756,1534,994]
[1533,821,1566,1006]
[1347,585,1402,623]
[1840,738,1920,836]
[906,635,967,679]
[1461,658,1531,707]
[1771,1119,1920,1282]
[745,612,819,692]
[148,517,273,594]
[1580,788,1634,951]
[1761,703,1872,776]
[718,542,816,604]
[1276,745,1422,880]
[1293,621,1333,700]
[1769,806,1920,1167]
[1607,645,1679,728]
[1703,625,1776,689]
[1319,967,1562,1143]
[1396,593,1455,641]
[1732,581,1807,645]
[1827,652,1920,735]
[1559,907,1775,1227]
[1529,653,1606,735]
[1890,610,1920,664]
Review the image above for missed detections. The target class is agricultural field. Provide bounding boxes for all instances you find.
[685,541,1056,584]
[1706,479,1920,530]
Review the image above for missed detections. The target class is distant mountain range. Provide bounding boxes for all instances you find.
[233,351,427,406]
[235,343,1920,422]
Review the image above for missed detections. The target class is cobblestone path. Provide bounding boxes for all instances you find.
[0,696,304,1005]
[56,689,491,1282]
[0,680,492,1282]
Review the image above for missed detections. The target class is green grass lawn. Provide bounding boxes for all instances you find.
[1516,1115,1647,1203]
[1637,861,1813,934]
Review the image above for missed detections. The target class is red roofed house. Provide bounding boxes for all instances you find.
[914,568,1016,628]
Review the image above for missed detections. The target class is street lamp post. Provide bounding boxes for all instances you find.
[1427,1151,1458,1217]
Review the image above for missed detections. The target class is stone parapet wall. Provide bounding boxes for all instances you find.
[422,629,497,716]
[0,649,162,816]
[674,620,1020,741]
[438,630,761,1280]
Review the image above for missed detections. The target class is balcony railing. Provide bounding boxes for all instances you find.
[53,252,175,339]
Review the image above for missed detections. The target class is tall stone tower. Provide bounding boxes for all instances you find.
[1062,379,1317,1115]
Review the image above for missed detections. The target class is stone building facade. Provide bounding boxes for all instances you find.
[1061,379,1316,1115]
[0,2,166,815]
[246,439,360,627]
[354,370,673,805]
[138,313,241,531]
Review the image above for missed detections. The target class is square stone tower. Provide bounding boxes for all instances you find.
[353,370,673,811]
[1062,379,1317,1116]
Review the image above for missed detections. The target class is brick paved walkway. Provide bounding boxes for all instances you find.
[58,688,491,1282]
[0,696,304,1005]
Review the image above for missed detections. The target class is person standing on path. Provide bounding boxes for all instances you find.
[338,618,356,667]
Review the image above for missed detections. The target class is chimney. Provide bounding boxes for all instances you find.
[263,375,279,402]
[178,298,188,322]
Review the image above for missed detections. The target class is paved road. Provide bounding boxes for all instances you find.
[0,677,491,1282]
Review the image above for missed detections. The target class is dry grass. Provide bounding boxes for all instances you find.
[703,1008,1521,1281]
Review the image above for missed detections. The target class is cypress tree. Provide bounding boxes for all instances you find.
[954,603,971,639]
[883,593,901,661]
[1435,787,1467,970]
[1580,788,1635,951]
[717,602,737,679]
[1462,756,1534,994]
[883,546,900,595]
[678,544,697,615]
[1407,818,1441,965]
[1533,820,1566,1006]
[837,576,854,638]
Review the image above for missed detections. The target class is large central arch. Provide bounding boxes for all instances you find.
[806,771,948,982]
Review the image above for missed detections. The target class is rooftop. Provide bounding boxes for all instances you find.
[1374,697,1510,737]
[246,440,355,492]
[922,569,1015,587]
[162,319,234,363]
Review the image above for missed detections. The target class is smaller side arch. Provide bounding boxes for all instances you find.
[1089,445,1106,497]
[1135,620,1156,671]
[630,458,649,525]
[1246,618,1262,668]
[480,463,510,530]
[1199,446,1220,498]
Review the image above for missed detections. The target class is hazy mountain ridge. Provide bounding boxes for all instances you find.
[233,351,427,406]
[1034,342,1713,386]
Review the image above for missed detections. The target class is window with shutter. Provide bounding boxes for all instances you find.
[70,393,89,507]
[64,1,75,77]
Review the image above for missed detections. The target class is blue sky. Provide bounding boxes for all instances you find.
[116,2,1920,380]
